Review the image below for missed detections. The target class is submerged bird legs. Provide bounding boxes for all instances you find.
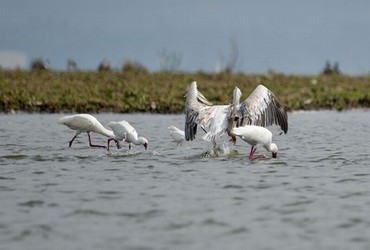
[107,138,122,151]
[68,132,107,149]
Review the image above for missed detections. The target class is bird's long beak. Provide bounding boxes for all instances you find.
[115,140,121,149]
[144,142,148,150]
[272,152,277,158]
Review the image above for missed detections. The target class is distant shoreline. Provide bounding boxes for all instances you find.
[2,108,369,116]
[1,70,370,113]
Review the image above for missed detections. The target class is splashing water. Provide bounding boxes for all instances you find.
[194,141,234,158]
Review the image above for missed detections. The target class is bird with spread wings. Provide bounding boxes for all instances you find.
[185,81,288,145]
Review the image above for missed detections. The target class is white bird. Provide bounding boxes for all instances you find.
[231,125,278,160]
[107,120,148,150]
[58,114,119,149]
[168,125,185,145]
[185,81,288,145]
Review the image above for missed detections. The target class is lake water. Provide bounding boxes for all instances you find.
[1,110,370,250]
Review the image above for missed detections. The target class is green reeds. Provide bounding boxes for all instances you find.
[1,70,370,113]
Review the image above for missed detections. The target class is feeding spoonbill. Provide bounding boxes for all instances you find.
[185,81,288,145]
[107,120,148,150]
[231,125,278,160]
[168,125,185,145]
[58,114,119,150]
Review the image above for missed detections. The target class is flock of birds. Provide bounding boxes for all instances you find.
[58,114,148,151]
[58,81,288,160]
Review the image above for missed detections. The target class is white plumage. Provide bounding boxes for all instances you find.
[185,81,288,145]
[58,114,116,149]
[231,125,278,159]
[168,125,185,145]
[108,120,148,150]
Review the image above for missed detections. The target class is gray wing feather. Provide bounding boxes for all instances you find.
[185,108,200,141]
[185,82,213,141]
[236,85,288,133]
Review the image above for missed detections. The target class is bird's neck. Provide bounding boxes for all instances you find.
[101,128,114,138]
[132,137,145,145]
[264,143,273,152]
[264,142,277,153]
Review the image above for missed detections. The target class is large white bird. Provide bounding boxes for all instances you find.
[231,125,278,160]
[107,120,148,150]
[168,125,185,145]
[58,114,119,149]
[185,81,288,144]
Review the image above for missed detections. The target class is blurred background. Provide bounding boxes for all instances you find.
[1,0,369,74]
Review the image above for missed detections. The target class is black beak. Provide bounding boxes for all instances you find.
[115,140,121,149]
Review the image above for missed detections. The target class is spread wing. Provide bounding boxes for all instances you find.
[185,82,288,143]
[235,85,288,133]
[185,81,230,141]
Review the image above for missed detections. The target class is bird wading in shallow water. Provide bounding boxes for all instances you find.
[231,125,278,160]
[58,114,120,150]
[107,120,148,150]
[168,125,185,145]
[185,81,288,147]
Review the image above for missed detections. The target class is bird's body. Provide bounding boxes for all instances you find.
[108,120,148,150]
[58,114,115,149]
[185,81,288,146]
[231,125,278,159]
[168,125,185,145]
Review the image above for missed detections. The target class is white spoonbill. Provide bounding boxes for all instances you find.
[58,114,119,149]
[185,81,288,145]
[107,120,148,150]
[168,125,185,145]
[231,125,278,160]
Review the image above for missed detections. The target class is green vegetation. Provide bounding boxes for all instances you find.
[1,70,370,113]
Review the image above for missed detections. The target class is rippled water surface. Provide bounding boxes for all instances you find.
[1,110,370,250]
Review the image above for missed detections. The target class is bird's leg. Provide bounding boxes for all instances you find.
[107,138,115,151]
[107,138,120,151]
[249,146,253,160]
[69,135,78,147]
[115,140,121,149]
[87,132,107,149]
[252,153,268,160]
[252,147,257,155]
[252,147,257,159]
[129,143,132,150]
[249,146,257,160]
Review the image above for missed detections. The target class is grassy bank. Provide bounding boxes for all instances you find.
[1,70,370,113]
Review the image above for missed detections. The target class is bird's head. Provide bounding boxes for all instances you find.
[270,143,278,158]
[114,139,121,149]
[142,139,149,150]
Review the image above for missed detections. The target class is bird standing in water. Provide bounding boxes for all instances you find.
[58,114,119,150]
[185,81,288,147]
[107,120,148,150]
[231,125,278,160]
[168,125,185,145]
